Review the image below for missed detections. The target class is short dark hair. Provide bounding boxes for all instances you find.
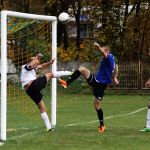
[29,57,36,63]
[104,46,111,52]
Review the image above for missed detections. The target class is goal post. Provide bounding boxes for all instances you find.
[0,10,57,141]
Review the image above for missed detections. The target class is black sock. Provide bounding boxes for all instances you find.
[96,108,104,126]
[66,69,81,86]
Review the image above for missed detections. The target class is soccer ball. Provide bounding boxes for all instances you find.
[58,12,69,24]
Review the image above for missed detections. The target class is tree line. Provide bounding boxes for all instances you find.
[0,0,149,61]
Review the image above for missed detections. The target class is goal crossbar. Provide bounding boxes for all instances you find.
[0,10,57,141]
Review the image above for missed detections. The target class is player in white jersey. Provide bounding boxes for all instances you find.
[140,78,150,132]
[20,54,72,132]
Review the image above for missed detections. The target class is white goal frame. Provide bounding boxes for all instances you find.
[0,10,57,141]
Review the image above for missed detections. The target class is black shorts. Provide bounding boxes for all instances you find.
[87,73,107,100]
[26,75,47,104]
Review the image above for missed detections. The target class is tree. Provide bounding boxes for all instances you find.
[51,0,71,50]
[23,0,30,13]
[1,0,150,61]
[47,0,71,50]
[71,0,81,49]
[0,0,5,11]
[140,2,150,58]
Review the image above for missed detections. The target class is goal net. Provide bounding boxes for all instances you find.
[0,11,57,141]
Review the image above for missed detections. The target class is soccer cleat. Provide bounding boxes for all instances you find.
[140,127,150,132]
[58,78,68,88]
[98,125,106,133]
[48,128,54,132]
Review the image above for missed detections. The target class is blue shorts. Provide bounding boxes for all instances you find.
[87,73,107,100]
[26,75,47,104]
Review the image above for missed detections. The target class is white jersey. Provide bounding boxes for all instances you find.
[20,64,37,87]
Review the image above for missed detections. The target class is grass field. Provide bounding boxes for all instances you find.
[1,93,150,150]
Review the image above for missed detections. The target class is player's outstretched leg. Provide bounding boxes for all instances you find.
[59,66,91,88]
[58,69,81,88]
[53,71,73,78]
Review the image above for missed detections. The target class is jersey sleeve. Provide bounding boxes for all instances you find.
[106,54,115,72]
[24,64,34,71]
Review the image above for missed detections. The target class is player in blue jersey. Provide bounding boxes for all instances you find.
[59,42,119,133]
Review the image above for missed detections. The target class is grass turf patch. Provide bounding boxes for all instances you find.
[1,94,150,150]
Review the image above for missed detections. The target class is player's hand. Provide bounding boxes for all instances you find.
[49,58,55,64]
[94,42,100,49]
[113,78,119,85]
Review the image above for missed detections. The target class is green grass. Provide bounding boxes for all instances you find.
[1,94,150,150]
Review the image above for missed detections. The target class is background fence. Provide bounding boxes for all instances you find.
[112,61,150,90]
[58,60,150,90]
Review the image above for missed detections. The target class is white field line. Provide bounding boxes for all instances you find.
[0,142,4,146]
[7,127,29,132]
[8,130,43,141]
[10,131,39,140]
[4,107,146,142]
[65,107,147,127]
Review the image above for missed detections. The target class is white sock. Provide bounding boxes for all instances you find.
[53,71,72,78]
[41,112,52,131]
[146,109,150,128]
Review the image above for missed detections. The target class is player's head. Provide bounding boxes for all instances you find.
[103,46,111,54]
[28,53,43,67]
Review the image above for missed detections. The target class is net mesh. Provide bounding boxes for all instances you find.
[1,16,53,137]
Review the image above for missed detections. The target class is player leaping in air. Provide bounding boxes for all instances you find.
[20,54,72,132]
[59,43,119,133]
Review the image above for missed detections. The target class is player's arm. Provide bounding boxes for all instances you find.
[113,64,118,79]
[37,58,55,69]
[112,64,119,85]
[94,43,107,58]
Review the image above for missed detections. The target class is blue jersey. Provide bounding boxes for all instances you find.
[95,53,115,84]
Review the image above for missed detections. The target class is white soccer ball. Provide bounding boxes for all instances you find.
[58,12,69,24]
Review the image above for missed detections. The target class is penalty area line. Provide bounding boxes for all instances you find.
[65,107,147,127]
[0,142,4,146]
[8,130,44,141]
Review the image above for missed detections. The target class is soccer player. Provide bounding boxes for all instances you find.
[58,43,119,133]
[20,54,72,132]
[140,78,150,132]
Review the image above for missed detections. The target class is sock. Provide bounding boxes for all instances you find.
[96,108,104,126]
[66,69,81,85]
[53,71,72,78]
[146,109,150,128]
[41,112,52,131]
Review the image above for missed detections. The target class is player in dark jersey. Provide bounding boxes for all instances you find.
[58,43,119,133]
